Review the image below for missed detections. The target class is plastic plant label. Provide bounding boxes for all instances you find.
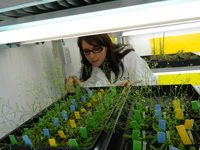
[100,89,104,93]
[105,98,110,107]
[136,103,142,111]
[92,96,97,102]
[81,108,86,112]
[62,111,67,120]
[94,111,100,120]
[43,129,50,138]
[131,121,139,130]
[54,118,60,127]
[47,110,53,120]
[172,147,179,150]
[58,130,66,138]
[75,111,81,119]
[39,118,44,126]
[23,128,30,135]
[88,118,95,128]
[97,92,102,98]
[191,101,198,110]
[75,85,80,91]
[82,96,86,102]
[176,125,192,145]
[133,140,141,150]
[88,91,92,98]
[9,135,17,144]
[112,90,116,96]
[132,130,140,141]
[86,87,90,93]
[173,100,180,109]
[70,119,76,128]
[22,135,32,146]
[157,132,165,144]
[62,101,67,108]
[175,109,183,119]
[159,120,166,131]
[49,139,57,147]
[87,103,92,107]
[155,109,162,121]
[71,99,77,106]
[69,139,79,148]
[70,105,75,113]
[55,104,60,113]
[155,105,161,110]
[80,127,88,139]
[184,119,193,130]
[134,110,141,121]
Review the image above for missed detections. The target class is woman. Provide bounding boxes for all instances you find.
[65,33,157,94]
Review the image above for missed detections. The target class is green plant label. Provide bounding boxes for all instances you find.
[134,110,141,121]
[69,139,79,148]
[88,118,95,128]
[62,101,67,108]
[9,135,18,144]
[76,92,80,99]
[132,130,140,141]
[133,140,141,150]
[23,128,30,136]
[191,101,198,110]
[131,121,139,130]
[47,110,53,120]
[80,127,88,139]
[55,104,60,113]
[39,118,44,126]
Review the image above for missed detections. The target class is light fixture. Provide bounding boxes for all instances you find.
[123,20,200,36]
[1,0,200,44]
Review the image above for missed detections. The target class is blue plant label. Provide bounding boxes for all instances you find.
[22,135,32,146]
[54,118,60,127]
[172,147,180,150]
[43,129,50,138]
[157,132,165,144]
[88,91,92,98]
[86,87,90,93]
[155,109,162,121]
[70,105,75,113]
[82,96,86,102]
[71,99,77,106]
[62,111,67,120]
[159,120,166,131]
[155,105,161,110]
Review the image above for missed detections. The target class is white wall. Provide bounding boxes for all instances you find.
[0,42,62,138]
[126,27,200,56]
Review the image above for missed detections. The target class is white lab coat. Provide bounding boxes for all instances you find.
[75,51,157,87]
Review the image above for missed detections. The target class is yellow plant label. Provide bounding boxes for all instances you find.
[175,108,183,119]
[49,139,57,147]
[100,89,104,94]
[81,108,86,112]
[58,130,66,138]
[70,119,76,128]
[184,119,193,130]
[92,96,97,102]
[87,103,92,107]
[75,111,81,119]
[173,100,180,109]
[176,125,192,145]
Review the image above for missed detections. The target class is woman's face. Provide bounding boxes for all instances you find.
[82,40,107,67]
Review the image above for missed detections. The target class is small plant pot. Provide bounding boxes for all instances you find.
[184,132,200,150]
[188,110,200,121]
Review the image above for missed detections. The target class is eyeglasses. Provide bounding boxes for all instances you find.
[82,46,105,55]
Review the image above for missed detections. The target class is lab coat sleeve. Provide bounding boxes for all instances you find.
[123,51,158,85]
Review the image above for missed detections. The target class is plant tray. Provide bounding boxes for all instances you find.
[0,86,127,150]
[141,55,168,68]
[106,84,200,150]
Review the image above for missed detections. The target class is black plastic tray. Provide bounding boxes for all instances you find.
[0,86,125,150]
[107,84,200,150]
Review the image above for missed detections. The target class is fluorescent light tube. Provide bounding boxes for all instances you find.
[1,0,200,44]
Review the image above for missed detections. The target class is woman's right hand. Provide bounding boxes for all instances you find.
[65,76,82,95]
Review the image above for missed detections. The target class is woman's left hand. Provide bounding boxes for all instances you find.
[117,80,133,90]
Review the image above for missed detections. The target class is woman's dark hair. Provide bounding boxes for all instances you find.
[77,33,134,83]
